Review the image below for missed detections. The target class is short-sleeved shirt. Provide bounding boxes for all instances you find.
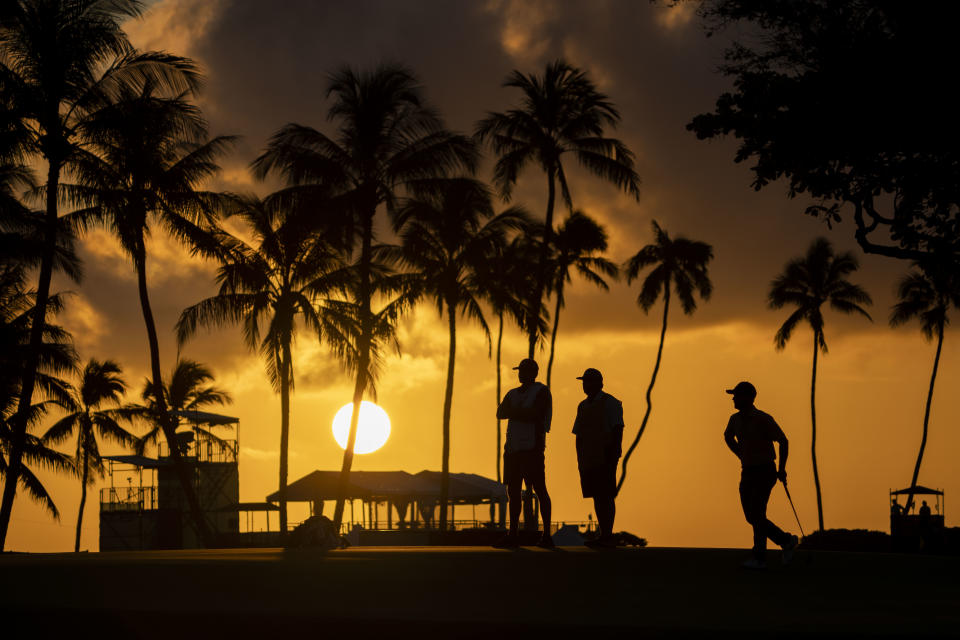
[572,392,624,436]
[724,407,785,468]
[502,382,552,453]
[572,392,624,470]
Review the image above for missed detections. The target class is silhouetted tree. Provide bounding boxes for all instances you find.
[253,64,477,533]
[474,235,543,482]
[768,237,872,531]
[617,221,713,492]
[476,60,640,357]
[178,193,354,535]
[388,178,528,529]
[0,267,74,524]
[689,1,960,263]
[134,359,231,456]
[0,0,201,548]
[68,85,232,546]
[42,359,138,552]
[545,211,618,388]
[889,260,960,512]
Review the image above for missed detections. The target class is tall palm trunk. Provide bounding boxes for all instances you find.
[528,166,557,358]
[333,207,375,533]
[0,162,61,550]
[495,313,503,483]
[439,301,457,530]
[904,324,944,513]
[617,286,671,493]
[811,330,824,531]
[278,340,291,536]
[75,446,90,552]
[546,282,563,388]
[136,246,212,546]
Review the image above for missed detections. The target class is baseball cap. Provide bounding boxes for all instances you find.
[576,368,603,382]
[512,358,538,371]
[725,381,757,398]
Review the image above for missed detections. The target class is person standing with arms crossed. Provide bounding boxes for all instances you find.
[572,368,624,549]
[724,381,800,569]
[495,358,554,548]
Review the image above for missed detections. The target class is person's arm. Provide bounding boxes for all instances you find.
[724,417,741,460]
[509,388,549,423]
[609,398,625,458]
[496,392,512,420]
[775,431,789,484]
[532,387,550,448]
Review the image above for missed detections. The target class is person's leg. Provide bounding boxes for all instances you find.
[593,496,615,538]
[753,469,792,547]
[507,479,522,536]
[503,453,522,537]
[529,451,551,534]
[739,469,767,561]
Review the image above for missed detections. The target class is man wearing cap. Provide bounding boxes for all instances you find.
[724,381,799,569]
[572,368,624,549]
[495,358,553,548]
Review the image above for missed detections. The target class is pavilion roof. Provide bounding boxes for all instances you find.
[267,470,505,503]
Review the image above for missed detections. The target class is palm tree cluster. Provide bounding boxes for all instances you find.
[2,0,950,553]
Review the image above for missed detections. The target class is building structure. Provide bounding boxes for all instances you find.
[99,410,244,550]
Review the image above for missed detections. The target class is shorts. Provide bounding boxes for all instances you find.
[578,461,617,498]
[503,449,545,487]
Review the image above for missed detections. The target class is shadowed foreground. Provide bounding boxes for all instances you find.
[2,547,957,637]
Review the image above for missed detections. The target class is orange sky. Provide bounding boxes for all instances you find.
[5,0,958,551]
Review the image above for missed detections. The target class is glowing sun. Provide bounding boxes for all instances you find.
[332,401,391,454]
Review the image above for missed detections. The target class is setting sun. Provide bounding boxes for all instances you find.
[332,401,391,454]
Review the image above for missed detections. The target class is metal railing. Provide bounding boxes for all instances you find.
[158,439,237,464]
[100,486,158,512]
[334,520,596,534]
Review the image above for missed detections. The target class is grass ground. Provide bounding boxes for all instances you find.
[2,546,957,637]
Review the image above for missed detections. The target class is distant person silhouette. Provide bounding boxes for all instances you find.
[919,500,931,518]
[723,381,799,569]
[890,500,903,517]
[494,358,554,548]
[572,368,624,549]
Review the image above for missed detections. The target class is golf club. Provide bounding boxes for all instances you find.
[782,482,806,538]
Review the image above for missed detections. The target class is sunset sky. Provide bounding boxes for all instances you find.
[7,0,958,551]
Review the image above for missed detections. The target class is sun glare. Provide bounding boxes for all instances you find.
[332,401,391,454]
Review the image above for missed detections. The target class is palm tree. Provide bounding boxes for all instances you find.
[252,64,477,532]
[0,0,201,548]
[618,221,713,493]
[476,60,641,357]
[135,359,232,456]
[889,260,960,512]
[66,85,233,546]
[177,192,354,535]
[545,211,618,388]
[0,265,75,526]
[41,359,138,552]
[768,237,872,531]
[474,235,543,482]
[389,178,528,529]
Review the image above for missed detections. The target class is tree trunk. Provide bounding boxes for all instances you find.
[136,246,212,547]
[75,447,90,553]
[811,330,824,531]
[495,313,503,483]
[904,325,944,513]
[0,162,61,550]
[617,286,670,493]
[278,340,291,537]
[333,206,375,533]
[438,302,457,530]
[528,166,557,358]
[546,282,563,388]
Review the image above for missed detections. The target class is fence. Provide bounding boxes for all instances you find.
[100,486,158,512]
